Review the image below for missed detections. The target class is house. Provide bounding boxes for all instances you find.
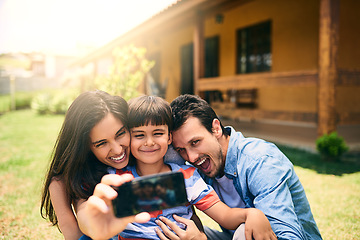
[0,52,77,94]
[72,0,360,136]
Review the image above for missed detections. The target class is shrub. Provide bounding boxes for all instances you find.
[0,92,35,113]
[31,93,51,115]
[48,92,74,114]
[31,90,77,115]
[316,131,349,161]
[15,92,34,109]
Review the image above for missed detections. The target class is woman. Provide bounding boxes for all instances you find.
[40,90,150,239]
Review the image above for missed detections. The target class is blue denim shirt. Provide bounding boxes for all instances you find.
[202,127,322,240]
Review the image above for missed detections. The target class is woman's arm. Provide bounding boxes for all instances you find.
[49,179,83,240]
[75,174,151,240]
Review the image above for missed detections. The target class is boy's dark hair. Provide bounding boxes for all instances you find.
[170,94,228,136]
[128,95,173,130]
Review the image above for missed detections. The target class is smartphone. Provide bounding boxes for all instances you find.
[112,171,188,218]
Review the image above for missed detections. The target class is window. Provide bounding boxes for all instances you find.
[205,35,219,77]
[203,36,221,103]
[236,21,272,74]
[180,43,194,95]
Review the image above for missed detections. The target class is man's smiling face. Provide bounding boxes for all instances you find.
[172,117,225,178]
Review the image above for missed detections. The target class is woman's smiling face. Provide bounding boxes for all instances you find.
[89,113,130,169]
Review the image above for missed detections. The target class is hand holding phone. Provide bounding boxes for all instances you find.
[112,172,188,218]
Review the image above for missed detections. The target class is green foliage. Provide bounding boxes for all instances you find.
[0,91,36,113]
[48,92,75,114]
[31,93,51,114]
[316,131,349,160]
[95,44,154,100]
[15,92,34,109]
[31,90,78,115]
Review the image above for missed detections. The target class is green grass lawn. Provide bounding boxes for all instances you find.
[0,110,359,239]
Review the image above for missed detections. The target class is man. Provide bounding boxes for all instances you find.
[169,94,322,240]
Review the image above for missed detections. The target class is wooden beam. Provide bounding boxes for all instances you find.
[211,103,318,123]
[197,70,318,91]
[212,105,359,125]
[317,0,339,136]
[194,11,205,95]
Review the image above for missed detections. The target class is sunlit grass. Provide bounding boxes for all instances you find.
[0,110,359,239]
[0,110,64,239]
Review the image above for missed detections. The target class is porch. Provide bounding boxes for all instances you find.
[197,69,360,132]
[220,117,360,155]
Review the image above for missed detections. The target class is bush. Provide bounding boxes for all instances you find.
[48,92,74,114]
[31,90,77,115]
[15,92,34,109]
[0,92,35,113]
[31,93,51,115]
[316,131,349,161]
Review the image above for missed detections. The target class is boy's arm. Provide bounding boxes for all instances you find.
[75,174,151,240]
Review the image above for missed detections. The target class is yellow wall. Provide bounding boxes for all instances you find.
[202,0,321,113]
[259,87,317,112]
[336,86,360,113]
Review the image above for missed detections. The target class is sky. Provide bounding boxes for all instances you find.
[0,0,177,55]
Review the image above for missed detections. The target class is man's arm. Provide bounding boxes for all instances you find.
[155,215,207,240]
[245,153,320,239]
[203,200,276,239]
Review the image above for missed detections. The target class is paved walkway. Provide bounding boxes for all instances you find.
[221,118,360,153]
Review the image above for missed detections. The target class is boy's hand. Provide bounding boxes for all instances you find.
[155,215,207,240]
[245,208,277,240]
[77,174,151,240]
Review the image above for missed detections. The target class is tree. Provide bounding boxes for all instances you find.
[95,45,154,100]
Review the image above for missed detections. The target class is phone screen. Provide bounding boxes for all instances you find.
[112,171,188,218]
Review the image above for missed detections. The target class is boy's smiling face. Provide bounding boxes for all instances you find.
[130,124,172,166]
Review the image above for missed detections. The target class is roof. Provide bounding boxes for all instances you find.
[71,0,243,67]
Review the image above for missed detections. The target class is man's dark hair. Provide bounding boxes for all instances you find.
[170,94,228,136]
